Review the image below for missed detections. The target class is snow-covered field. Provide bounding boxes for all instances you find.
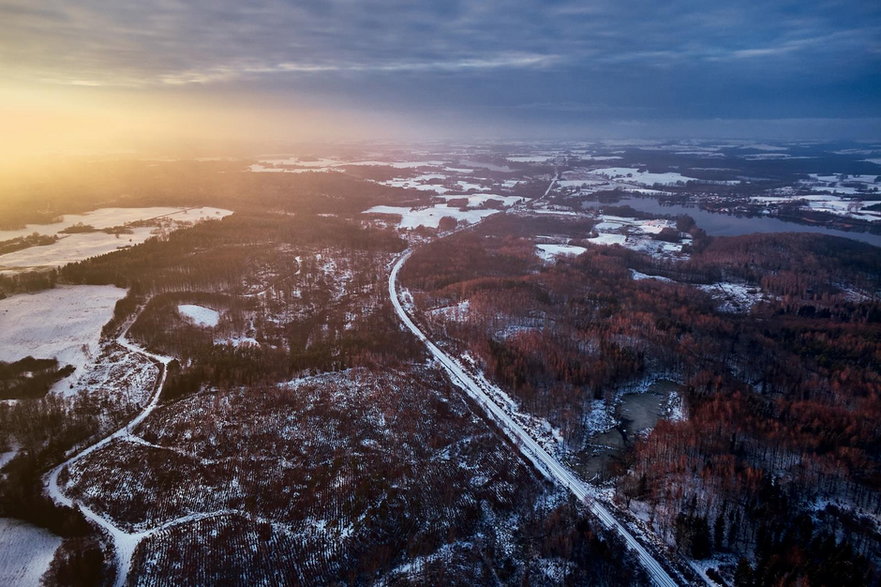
[535,244,587,262]
[0,285,126,394]
[591,167,699,186]
[630,270,674,283]
[753,190,881,223]
[800,173,880,196]
[177,304,221,327]
[800,195,881,222]
[248,157,447,173]
[363,205,501,229]
[0,518,61,586]
[586,215,689,258]
[437,194,526,208]
[0,207,232,274]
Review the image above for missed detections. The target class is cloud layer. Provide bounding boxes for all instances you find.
[2,0,880,138]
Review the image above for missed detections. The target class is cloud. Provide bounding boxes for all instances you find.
[1,0,879,138]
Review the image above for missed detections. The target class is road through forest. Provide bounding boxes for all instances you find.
[387,195,683,586]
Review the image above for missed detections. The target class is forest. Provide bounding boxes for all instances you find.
[401,212,881,584]
[0,199,653,584]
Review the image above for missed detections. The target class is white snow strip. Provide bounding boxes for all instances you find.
[535,244,587,262]
[630,270,674,282]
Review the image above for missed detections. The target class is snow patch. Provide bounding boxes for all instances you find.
[630,270,674,283]
[535,244,587,262]
[363,205,500,229]
[177,305,220,328]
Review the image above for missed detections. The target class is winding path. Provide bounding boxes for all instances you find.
[44,312,173,587]
[389,251,681,586]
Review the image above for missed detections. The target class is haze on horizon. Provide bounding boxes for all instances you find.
[1,0,880,161]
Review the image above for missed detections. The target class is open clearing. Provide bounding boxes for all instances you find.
[0,285,126,394]
[0,518,61,586]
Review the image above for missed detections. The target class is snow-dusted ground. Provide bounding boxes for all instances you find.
[800,195,881,222]
[427,299,471,322]
[363,205,501,229]
[0,518,62,586]
[0,207,228,242]
[696,282,769,313]
[0,207,232,274]
[177,304,220,327]
[73,345,159,406]
[0,285,127,395]
[215,336,260,348]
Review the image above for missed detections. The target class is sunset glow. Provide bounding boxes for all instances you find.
[1,0,879,164]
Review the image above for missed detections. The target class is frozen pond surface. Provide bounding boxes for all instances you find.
[576,380,678,479]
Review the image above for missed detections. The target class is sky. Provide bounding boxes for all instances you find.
[1,0,880,157]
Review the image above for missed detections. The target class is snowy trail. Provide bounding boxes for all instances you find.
[390,248,680,587]
[44,312,172,587]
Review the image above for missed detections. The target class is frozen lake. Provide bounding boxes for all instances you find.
[608,198,881,248]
